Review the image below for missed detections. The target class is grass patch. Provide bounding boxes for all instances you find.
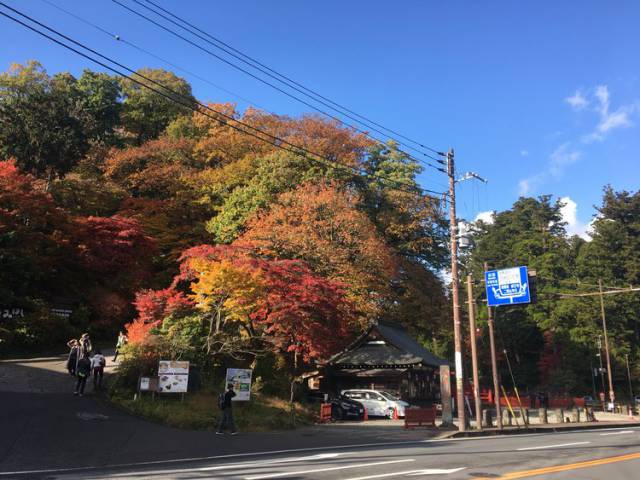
[110,391,318,432]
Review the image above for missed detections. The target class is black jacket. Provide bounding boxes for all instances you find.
[222,389,236,409]
[77,357,91,377]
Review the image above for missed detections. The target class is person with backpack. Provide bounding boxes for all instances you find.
[66,339,79,376]
[91,349,106,391]
[216,383,237,435]
[113,331,127,362]
[74,354,91,396]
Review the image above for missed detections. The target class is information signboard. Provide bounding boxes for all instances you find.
[158,360,189,393]
[225,368,253,401]
[485,266,531,307]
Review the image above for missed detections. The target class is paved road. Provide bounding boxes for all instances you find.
[1,426,638,479]
[2,355,640,479]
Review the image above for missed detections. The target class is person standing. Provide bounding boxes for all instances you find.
[75,354,91,396]
[66,339,79,376]
[91,349,106,391]
[79,333,92,357]
[113,331,127,362]
[216,383,237,435]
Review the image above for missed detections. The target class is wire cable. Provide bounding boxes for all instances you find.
[112,0,446,170]
[0,3,446,200]
[140,0,445,157]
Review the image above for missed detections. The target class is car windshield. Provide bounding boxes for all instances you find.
[381,391,400,401]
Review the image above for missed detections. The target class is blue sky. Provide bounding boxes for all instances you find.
[1,1,639,236]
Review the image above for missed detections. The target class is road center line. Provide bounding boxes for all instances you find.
[476,451,640,479]
[600,430,634,436]
[517,441,590,451]
[244,458,415,480]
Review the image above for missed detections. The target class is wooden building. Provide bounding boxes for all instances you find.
[320,320,449,404]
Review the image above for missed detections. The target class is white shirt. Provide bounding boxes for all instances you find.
[91,354,105,369]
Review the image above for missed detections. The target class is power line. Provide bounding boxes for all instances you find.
[41,0,446,184]
[111,0,446,170]
[139,0,445,157]
[0,3,446,200]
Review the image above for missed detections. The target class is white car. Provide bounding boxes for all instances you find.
[341,389,410,418]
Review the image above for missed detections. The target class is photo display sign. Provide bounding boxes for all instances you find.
[225,368,253,401]
[158,360,189,393]
[485,266,531,307]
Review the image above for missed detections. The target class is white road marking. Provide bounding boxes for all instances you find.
[600,430,634,436]
[244,459,415,480]
[517,441,590,451]
[107,453,345,477]
[345,467,465,480]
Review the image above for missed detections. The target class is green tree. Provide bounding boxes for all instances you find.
[120,68,195,144]
[0,62,89,182]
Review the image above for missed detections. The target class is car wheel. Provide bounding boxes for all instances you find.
[387,408,395,419]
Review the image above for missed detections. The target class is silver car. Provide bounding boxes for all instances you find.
[341,389,409,418]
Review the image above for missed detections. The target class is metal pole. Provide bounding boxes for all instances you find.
[626,354,634,403]
[447,148,466,432]
[484,262,502,429]
[597,335,606,410]
[466,274,482,430]
[599,279,615,403]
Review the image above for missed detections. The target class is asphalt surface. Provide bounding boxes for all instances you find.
[2,426,639,479]
[2,354,640,479]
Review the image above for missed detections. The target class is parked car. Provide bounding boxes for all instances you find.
[330,394,365,420]
[341,389,410,418]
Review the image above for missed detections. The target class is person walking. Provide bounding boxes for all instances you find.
[113,331,127,362]
[91,349,106,391]
[74,354,91,396]
[79,333,92,357]
[216,383,237,435]
[66,339,79,376]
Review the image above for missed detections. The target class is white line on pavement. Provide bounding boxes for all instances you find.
[517,441,590,451]
[244,459,415,480]
[600,430,634,436]
[344,467,465,480]
[107,452,345,477]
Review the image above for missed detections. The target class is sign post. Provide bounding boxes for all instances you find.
[158,360,189,394]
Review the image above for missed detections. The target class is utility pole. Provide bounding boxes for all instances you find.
[599,279,615,404]
[484,262,502,429]
[466,274,482,430]
[447,148,466,432]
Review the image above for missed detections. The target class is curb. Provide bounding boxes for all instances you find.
[449,422,640,438]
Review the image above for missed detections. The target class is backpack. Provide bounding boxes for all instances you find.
[217,392,226,409]
[99,356,106,367]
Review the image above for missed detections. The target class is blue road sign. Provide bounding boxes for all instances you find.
[485,266,531,307]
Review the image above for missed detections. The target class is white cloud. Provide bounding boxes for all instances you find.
[565,90,589,110]
[520,149,529,157]
[549,143,581,179]
[559,196,592,240]
[474,210,495,224]
[573,85,636,142]
[518,143,581,196]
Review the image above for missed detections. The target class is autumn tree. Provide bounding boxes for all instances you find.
[238,182,397,321]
